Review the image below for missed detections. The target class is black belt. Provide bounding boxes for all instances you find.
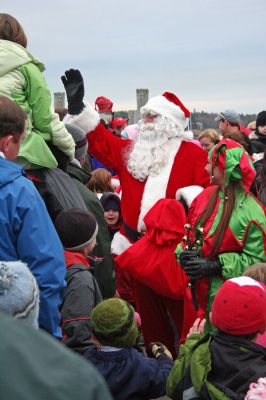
[123,221,141,243]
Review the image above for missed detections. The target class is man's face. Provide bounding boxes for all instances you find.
[4,129,26,160]
[218,119,228,136]
[143,113,158,124]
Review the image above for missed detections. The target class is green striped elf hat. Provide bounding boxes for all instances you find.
[208,138,256,192]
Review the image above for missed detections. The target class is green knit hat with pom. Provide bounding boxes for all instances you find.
[91,298,138,348]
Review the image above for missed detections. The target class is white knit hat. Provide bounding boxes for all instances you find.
[141,92,190,130]
[0,261,39,328]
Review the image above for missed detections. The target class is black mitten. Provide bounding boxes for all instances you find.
[61,69,84,114]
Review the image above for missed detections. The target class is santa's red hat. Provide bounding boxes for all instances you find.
[95,96,113,113]
[212,276,266,335]
[140,92,190,130]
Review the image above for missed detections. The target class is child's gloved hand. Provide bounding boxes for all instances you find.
[61,69,84,115]
[146,342,173,360]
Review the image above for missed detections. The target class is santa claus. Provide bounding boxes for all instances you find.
[62,70,209,251]
[62,69,209,355]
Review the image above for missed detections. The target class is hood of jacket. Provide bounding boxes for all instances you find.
[0,156,24,188]
[67,162,92,185]
[0,39,45,77]
[184,332,266,399]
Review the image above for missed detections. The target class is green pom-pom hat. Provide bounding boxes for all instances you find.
[91,298,138,348]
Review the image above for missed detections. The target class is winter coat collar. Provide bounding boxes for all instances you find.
[64,250,90,269]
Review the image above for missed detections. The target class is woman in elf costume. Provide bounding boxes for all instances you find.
[177,138,266,332]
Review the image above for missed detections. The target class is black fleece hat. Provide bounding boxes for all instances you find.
[256,111,266,128]
[100,192,121,212]
[54,208,98,251]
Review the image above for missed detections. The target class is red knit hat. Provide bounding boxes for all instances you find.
[95,96,113,113]
[212,277,266,335]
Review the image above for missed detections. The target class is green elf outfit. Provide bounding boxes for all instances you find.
[176,138,266,332]
[0,39,75,168]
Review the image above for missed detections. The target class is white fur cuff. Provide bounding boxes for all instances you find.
[111,231,132,256]
[63,103,100,133]
[176,185,204,208]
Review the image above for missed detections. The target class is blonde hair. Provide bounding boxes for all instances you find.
[87,168,114,194]
[243,264,266,285]
[198,128,220,144]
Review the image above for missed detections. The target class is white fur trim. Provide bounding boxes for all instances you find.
[63,103,100,133]
[252,152,264,163]
[111,231,131,255]
[175,185,204,208]
[141,96,188,129]
[137,139,182,232]
[111,178,120,189]
[249,131,257,139]
[182,130,194,141]
[230,276,265,288]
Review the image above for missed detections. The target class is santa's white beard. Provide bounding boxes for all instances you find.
[126,116,181,181]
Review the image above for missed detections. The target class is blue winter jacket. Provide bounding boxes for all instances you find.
[0,157,66,337]
[84,346,173,400]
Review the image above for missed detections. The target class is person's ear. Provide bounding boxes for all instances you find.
[0,135,13,153]
[209,311,213,324]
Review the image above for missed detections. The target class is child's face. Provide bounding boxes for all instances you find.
[258,125,266,136]
[104,209,120,227]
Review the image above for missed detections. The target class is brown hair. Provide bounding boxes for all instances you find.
[243,263,266,285]
[0,96,26,141]
[87,168,114,194]
[0,13,27,48]
[195,181,242,257]
[227,131,252,155]
[260,150,266,188]
[198,129,220,144]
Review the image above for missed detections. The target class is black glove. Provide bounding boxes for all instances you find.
[146,342,173,360]
[183,257,221,281]
[61,69,84,115]
[179,250,199,268]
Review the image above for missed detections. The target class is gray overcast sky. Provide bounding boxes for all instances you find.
[2,0,266,113]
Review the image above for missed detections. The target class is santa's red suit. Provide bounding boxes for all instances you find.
[65,93,210,356]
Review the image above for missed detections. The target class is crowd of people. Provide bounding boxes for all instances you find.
[0,12,266,400]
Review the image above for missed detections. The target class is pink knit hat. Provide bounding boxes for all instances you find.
[245,377,266,400]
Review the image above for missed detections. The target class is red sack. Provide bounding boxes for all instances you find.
[116,199,188,300]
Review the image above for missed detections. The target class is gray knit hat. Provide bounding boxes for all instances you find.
[65,123,88,161]
[0,261,39,328]
[91,298,138,347]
